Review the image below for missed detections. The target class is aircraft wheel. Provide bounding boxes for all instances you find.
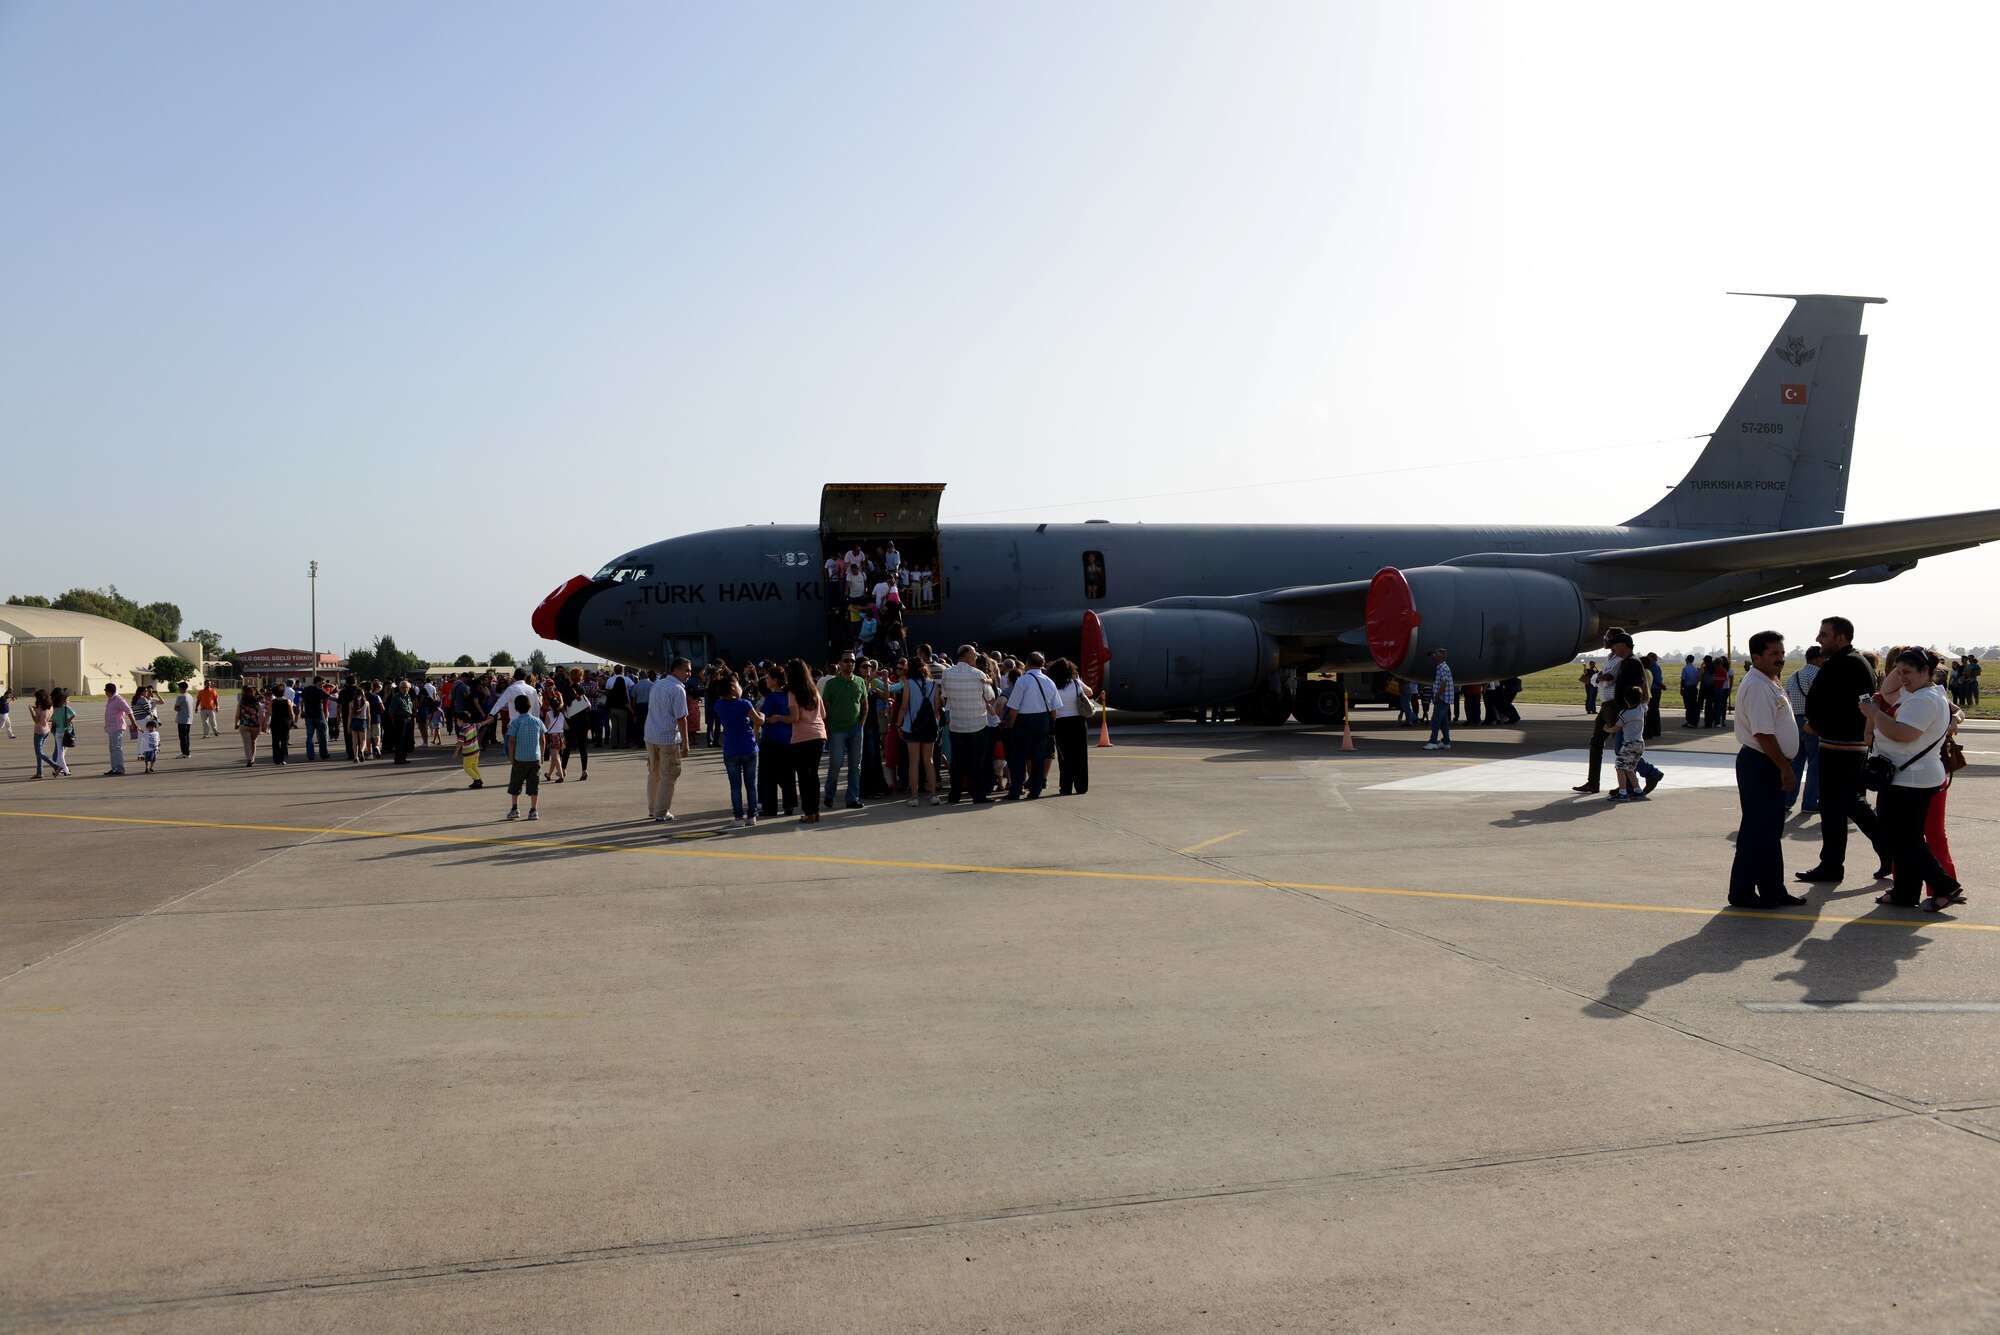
[1235,688,1292,726]
[1294,684,1346,725]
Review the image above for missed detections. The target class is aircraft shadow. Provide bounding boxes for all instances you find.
[1583,901,1827,1018]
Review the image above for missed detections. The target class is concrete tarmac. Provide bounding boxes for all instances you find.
[2,705,1996,1331]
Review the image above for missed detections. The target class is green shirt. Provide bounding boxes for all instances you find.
[822,674,868,732]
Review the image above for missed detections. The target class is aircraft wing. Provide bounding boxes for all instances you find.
[1580,506,2000,574]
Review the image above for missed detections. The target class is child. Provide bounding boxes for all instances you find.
[504,695,544,821]
[457,716,483,789]
[542,686,567,783]
[1606,685,1649,802]
[140,718,162,773]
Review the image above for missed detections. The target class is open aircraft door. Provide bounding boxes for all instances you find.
[819,483,947,616]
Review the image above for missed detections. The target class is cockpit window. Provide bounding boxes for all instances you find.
[592,562,655,584]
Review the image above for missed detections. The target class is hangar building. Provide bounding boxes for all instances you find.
[0,607,207,695]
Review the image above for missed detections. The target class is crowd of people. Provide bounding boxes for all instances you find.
[821,540,944,663]
[6,645,1103,824]
[1,616,1977,916]
[584,644,1098,826]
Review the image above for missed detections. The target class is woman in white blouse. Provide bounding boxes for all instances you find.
[1860,649,1964,911]
[1046,658,1097,797]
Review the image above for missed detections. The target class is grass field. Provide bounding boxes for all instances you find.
[1513,659,2000,719]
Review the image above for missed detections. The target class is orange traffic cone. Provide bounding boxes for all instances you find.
[1096,695,1115,747]
[1339,694,1355,751]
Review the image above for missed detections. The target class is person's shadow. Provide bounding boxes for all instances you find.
[1774,914,1930,1003]
[1584,907,1819,1018]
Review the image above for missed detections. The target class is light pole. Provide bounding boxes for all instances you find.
[309,561,319,665]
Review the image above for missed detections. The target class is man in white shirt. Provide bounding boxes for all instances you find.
[1729,630,1804,909]
[883,541,900,577]
[939,644,998,804]
[1003,652,1061,800]
[643,657,692,821]
[488,668,538,728]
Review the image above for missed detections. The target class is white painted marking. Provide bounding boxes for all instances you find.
[1741,1001,2000,1014]
[1363,748,1741,793]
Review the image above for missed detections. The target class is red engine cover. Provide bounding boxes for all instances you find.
[1365,567,1421,672]
[1080,609,1111,692]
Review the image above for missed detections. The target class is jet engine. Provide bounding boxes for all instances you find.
[1096,607,1278,710]
[1366,566,1594,680]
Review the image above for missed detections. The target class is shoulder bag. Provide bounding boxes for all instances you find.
[1860,732,1945,793]
[1074,684,1097,722]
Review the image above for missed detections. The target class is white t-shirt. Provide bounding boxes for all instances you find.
[1732,669,1799,759]
[1879,685,1950,788]
[1054,680,1092,719]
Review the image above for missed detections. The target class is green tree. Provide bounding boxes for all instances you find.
[147,654,197,684]
[189,628,224,659]
[6,594,51,607]
[346,634,427,682]
[453,654,476,667]
[527,649,550,675]
[43,586,181,642]
[490,650,515,667]
[136,601,183,642]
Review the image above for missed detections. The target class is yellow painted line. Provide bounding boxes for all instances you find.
[0,809,1994,934]
[1177,829,1248,855]
[1114,752,1480,766]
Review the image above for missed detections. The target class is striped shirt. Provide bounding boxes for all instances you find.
[1431,660,1455,706]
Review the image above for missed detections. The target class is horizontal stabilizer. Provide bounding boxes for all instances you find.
[1583,506,2000,574]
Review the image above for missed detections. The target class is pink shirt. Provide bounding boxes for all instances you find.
[789,694,827,742]
[103,693,135,734]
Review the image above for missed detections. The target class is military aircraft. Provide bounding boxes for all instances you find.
[534,293,2000,723]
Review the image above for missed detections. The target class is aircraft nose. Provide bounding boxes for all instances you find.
[532,574,592,644]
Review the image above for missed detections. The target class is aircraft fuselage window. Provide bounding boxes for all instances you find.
[1083,550,1106,600]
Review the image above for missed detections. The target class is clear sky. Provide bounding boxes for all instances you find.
[3,3,1994,663]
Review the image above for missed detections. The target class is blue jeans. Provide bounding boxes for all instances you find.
[35,732,63,776]
[1400,681,1419,725]
[724,752,758,818]
[824,725,863,805]
[304,718,328,761]
[1428,698,1452,745]
[1786,724,1821,809]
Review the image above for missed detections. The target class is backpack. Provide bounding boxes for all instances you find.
[904,681,938,741]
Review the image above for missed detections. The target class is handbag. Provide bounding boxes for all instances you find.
[1860,732,1945,793]
[1075,685,1097,722]
[1941,736,1967,775]
[564,696,591,720]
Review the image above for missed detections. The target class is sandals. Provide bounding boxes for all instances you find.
[1919,891,1967,913]
[1874,892,1920,908]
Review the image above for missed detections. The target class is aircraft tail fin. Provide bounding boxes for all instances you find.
[1625,293,1884,532]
